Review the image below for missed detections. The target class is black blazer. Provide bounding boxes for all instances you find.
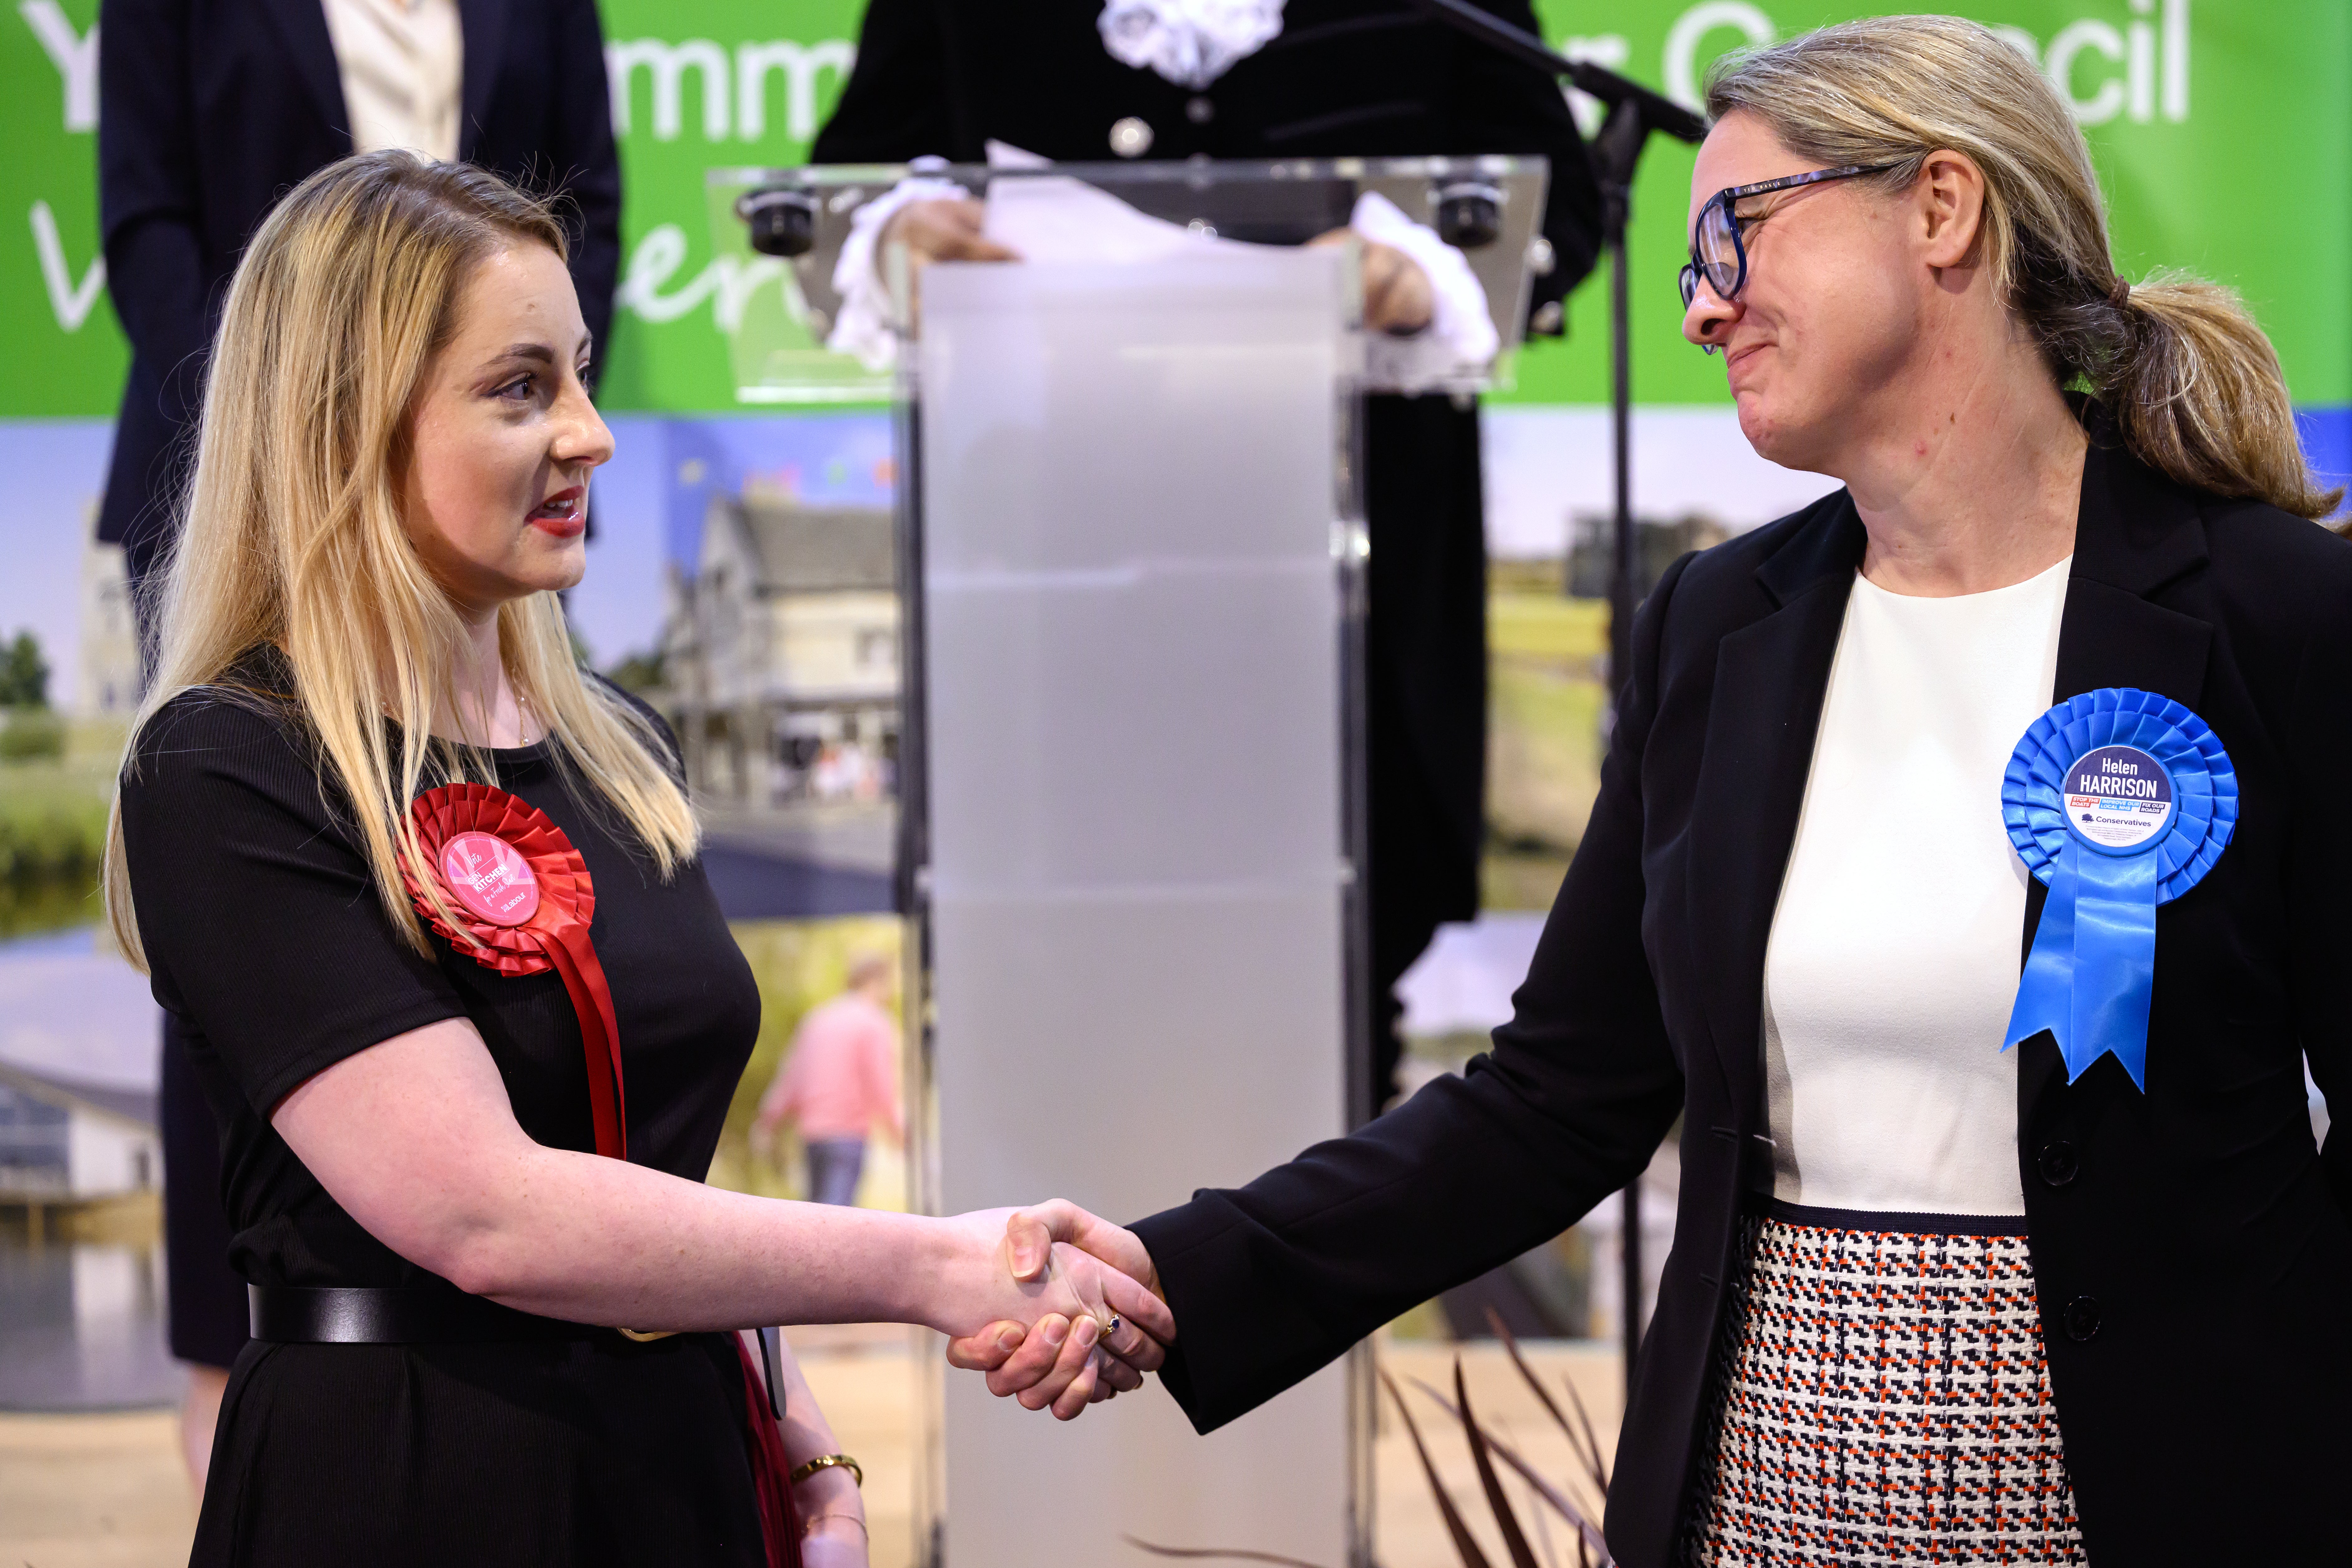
[96,0,620,577]
[1133,422,2352,1567]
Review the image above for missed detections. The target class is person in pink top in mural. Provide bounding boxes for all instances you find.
[753,954,904,1207]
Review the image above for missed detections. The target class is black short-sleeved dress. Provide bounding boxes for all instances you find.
[117,654,768,1566]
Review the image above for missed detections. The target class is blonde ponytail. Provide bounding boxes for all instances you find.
[2104,277,2339,517]
[1708,15,2341,520]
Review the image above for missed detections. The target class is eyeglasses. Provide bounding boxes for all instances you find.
[1678,164,1895,314]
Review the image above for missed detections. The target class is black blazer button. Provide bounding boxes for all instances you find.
[2038,1139,2079,1186]
[2063,1295,2102,1341]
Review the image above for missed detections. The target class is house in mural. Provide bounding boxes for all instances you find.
[79,502,138,717]
[0,1066,157,1205]
[0,931,163,1242]
[667,480,899,806]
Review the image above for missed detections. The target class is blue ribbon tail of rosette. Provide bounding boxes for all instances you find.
[2002,687,2237,1095]
[2007,844,2160,1089]
[2068,847,2159,1087]
[2005,852,2074,1060]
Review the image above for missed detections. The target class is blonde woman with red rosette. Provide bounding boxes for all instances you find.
[104,152,1169,1568]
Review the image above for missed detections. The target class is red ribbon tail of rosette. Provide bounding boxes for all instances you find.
[533,911,628,1160]
[403,783,628,1161]
[404,784,796,1554]
[736,1335,802,1568]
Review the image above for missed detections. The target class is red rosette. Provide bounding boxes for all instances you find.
[407,786,797,1545]
[404,782,627,1160]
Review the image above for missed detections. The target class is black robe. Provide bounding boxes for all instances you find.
[811,0,1604,1095]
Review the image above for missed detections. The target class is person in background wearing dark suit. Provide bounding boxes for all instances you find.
[954,17,2352,1567]
[95,0,619,1489]
[810,0,1605,1110]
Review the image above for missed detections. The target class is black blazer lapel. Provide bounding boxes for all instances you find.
[458,0,513,162]
[2018,429,2213,1112]
[2053,432,2211,704]
[1687,497,1865,1122]
[260,0,352,143]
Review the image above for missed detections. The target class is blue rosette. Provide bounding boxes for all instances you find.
[2002,687,2236,1088]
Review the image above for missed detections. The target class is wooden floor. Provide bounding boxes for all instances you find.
[0,1334,1625,1568]
[0,1407,196,1568]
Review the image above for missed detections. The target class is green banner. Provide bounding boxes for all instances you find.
[2,0,115,416]
[1513,1,2351,409]
[0,1,2343,418]
[594,0,865,410]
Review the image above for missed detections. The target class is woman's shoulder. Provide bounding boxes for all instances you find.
[123,650,332,825]
[1648,488,1860,634]
[2196,493,2352,627]
[2200,493,2352,570]
[132,652,311,773]
[584,672,685,774]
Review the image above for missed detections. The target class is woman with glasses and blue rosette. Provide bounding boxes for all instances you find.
[948,15,2352,1567]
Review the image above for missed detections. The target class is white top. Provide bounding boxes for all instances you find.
[1763,555,2072,1216]
[321,0,463,163]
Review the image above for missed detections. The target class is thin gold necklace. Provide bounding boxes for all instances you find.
[514,687,545,747]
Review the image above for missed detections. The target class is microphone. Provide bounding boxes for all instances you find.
[1402,0,1709,145]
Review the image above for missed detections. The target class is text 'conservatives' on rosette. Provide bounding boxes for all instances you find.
[2000,686,2237,1089]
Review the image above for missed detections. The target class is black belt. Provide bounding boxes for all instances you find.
[247,1286,791,1420]
[248,1284,606,1344]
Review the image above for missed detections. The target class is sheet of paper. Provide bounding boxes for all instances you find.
[983,139,1052,169]
[982,174,1235,265]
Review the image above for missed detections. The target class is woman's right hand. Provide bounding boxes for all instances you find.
[942,1201,1170,1419]
[933,1205,1171,1419]
[879,198,1020,270]
[866,196,1011,331]
[875,198,1021,330]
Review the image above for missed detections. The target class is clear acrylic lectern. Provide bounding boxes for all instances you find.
[714,158,1550,1568]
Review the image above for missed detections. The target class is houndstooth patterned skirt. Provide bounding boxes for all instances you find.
[1684,1202,2087,1566]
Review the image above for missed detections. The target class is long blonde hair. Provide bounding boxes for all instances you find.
[1708,15,2342,519]
[105,152,697,968]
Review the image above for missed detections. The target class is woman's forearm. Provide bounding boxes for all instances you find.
[273,1019,1145,1342]
[444,1143,962,1331]
[274,1019,1018,1335]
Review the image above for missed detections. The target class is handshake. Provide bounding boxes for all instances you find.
[938,1199,1171,1421]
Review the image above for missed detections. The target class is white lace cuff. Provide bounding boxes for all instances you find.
[1349,189,1501,392]
[825,167,968,371]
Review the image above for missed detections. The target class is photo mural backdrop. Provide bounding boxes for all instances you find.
[0,0,2343,692]
[0,0,2336,1365]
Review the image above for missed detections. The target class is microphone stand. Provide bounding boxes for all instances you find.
[1405,0,1706,1393]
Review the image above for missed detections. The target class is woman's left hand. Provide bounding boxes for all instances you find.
[798,1511,869,1568]
[796,1464,869,1568]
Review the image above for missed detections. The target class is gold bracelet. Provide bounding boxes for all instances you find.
[802,1511,868,1541]
[788,1453,863,1488]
